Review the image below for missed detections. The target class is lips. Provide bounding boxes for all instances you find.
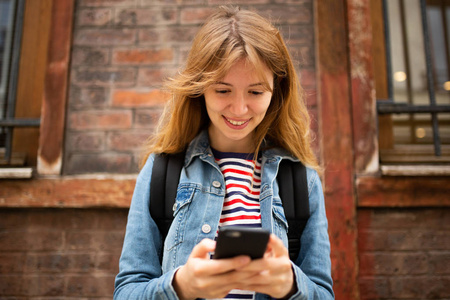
[224,116,250,127]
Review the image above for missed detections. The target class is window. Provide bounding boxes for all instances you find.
[0,0,18,163]
[374,0,450,165]
[0,0,44,176]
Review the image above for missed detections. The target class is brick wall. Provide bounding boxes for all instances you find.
[64,0,317,174]
[0,208,127,299]
[358,208,450,299]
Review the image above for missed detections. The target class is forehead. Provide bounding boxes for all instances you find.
[218,58,273,86]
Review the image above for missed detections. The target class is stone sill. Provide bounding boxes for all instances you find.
[356,173,450,207]
[0,174,137,208]
[380,165,450,176]
[2,171,449,209]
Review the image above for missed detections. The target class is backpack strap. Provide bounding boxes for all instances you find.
[150,152,185,240]
[277,159,309,262]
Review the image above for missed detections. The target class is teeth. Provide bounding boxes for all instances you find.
[226,118,247,126]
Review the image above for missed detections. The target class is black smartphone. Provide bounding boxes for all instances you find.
[213,227,270,260]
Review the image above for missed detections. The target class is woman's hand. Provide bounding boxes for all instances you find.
[172,238,255,300]
[234,234,297,299]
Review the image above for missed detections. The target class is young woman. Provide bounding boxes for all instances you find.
[114,6,334,300]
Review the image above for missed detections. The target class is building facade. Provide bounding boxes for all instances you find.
[1,0,449,299]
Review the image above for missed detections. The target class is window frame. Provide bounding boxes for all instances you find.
[375,0,450,165]
[0,0,74,177]
[346,0,450,207]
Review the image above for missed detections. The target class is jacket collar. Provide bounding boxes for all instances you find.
[184,129,297,167]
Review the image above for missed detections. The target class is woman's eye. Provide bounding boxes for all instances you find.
[215,90,229,94]
[249,91,264,96]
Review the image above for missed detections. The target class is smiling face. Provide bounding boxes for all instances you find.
[204,58,274,153]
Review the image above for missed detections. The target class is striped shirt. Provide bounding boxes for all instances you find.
[211,149,262,300]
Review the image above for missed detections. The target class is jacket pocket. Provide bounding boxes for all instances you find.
[164,184,198,251]
[272,197,289,244]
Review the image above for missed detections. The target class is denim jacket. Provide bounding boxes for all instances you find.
[114,130,334,300]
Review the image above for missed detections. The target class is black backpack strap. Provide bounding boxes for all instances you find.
[150,152,185,240]
[278,159,309,262]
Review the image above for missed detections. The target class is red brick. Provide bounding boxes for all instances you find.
[360,209,450,230]
[71,47,110,66]
[305,88,317,107]
[359,252,428,275]
[298,45,314,67]
[70,85,108,108]
[77,8,112,26]
[74,28,136,46]
[299,68,316,89]
[95,231,127,250]
[134,109,163,128]
[9,275,65,296]
[358,277,390,300]
[279,24,314,45]
[429,252,450,274]
[96,209,128,229]
[69,111,132,130]
[0,275,23,295]
[97,253,121,273]
[139,27,199,44]
[33,275,66,296]
[0,253,25,273]
[0,231,63,251]
[108,130,150,151]
[79,0,137,7]
[26,209,99,230]
[0,210,29,229]
[67,132,105,151]
[66,275,115,297]
[73,67,136,86]
[137,67,177,86]
[115,7,177,26]
[389,277,428,298]
[25,253,94,273]
[65,153,132,174]
[255,4,312,25]
[180,7,216,24]
[112,89,169,107]
[113,48,174,64]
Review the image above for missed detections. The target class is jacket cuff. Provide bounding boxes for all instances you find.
[156,267,182,300]
[288,261,308,300]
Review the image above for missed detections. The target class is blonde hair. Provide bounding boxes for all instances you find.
[141,6,319,171]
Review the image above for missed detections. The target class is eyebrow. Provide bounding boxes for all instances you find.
[214,81,265,87]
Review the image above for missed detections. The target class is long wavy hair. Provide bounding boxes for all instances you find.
[141,6,319,171]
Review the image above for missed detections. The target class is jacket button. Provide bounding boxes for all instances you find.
[212,181,221,188]
[202,224,211,233]
[172,203,177,211]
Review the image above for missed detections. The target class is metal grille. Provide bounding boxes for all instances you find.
[377,0,450,159]
[0,0,40,165]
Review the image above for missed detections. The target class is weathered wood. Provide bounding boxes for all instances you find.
[0,177,136,208]
[12,0,53,166]
[347,0,379,174]
[357,176,450,207]
[37,0,75,175]
[370,0,395,150]
[316,1,360,299]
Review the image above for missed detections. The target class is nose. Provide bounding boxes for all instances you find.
[229,93,248,116]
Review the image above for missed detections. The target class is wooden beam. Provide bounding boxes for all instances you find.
[12,0,53,166]
[37,0,75,175]
[357,176,450,207]
[316,0,360,299]
[347,0,379,174]
[0,177,136,208]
